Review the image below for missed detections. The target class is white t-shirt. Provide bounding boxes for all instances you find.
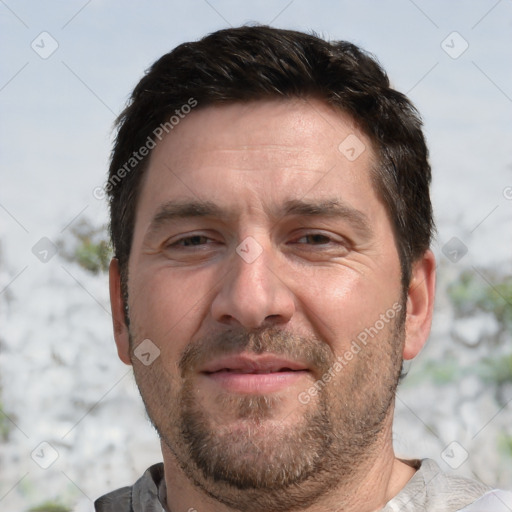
[383,458,512,512]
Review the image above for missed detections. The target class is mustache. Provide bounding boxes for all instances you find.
[178,327,333,378]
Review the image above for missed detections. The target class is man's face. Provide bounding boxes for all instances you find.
[121,99,407,507]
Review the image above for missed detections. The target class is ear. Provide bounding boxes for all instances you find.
[109,258,132,365]
[403,249,436,360]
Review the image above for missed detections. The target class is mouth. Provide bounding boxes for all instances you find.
[200,354,310,394]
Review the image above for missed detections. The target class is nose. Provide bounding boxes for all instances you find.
[210,241,295,329]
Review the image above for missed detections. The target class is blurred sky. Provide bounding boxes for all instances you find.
[1,0,511,275]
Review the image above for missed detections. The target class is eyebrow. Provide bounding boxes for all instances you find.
[146,200,228,236]
[278,199,373,238]
[145,198,373,239]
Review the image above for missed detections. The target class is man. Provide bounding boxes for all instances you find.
[96,26,512,511]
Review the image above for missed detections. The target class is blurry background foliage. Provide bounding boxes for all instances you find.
[0,387,12,442]
[57,218,111,274]
[448,270,512,334]
[446,269,512,398]
[28,502,71,512]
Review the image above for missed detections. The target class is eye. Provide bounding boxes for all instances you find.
[163,232,221,253]
[296,233,332,245]
[161,232,222,263]
[288,230,352,259]
[171,235,211,247]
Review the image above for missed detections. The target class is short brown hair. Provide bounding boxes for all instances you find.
[108,25,434,299]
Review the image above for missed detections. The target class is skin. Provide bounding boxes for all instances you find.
[110,98,436,512]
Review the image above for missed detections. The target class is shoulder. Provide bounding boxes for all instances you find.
[94,463,165,512]
[384,458,492,512]
[94,485,132,512]
[458,489,512,511]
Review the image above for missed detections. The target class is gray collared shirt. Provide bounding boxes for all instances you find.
[94,459,511,511]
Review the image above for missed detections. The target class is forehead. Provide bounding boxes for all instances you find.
[161,99,370,164]
[139,98,377,207]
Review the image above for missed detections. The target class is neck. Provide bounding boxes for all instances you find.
[161,417,416,512]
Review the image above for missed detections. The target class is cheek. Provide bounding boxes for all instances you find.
[294,263,401,349]
[127,266,212,359]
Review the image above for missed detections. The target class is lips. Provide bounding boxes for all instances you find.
[200,354,310,394]
[201,354,308,374]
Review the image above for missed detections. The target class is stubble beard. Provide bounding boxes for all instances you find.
[131,312,405,512]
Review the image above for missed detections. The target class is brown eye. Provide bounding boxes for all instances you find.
[297,234,332,245]
[176,235,210,247]
[289,230,351,260]
[162,232,223,264]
